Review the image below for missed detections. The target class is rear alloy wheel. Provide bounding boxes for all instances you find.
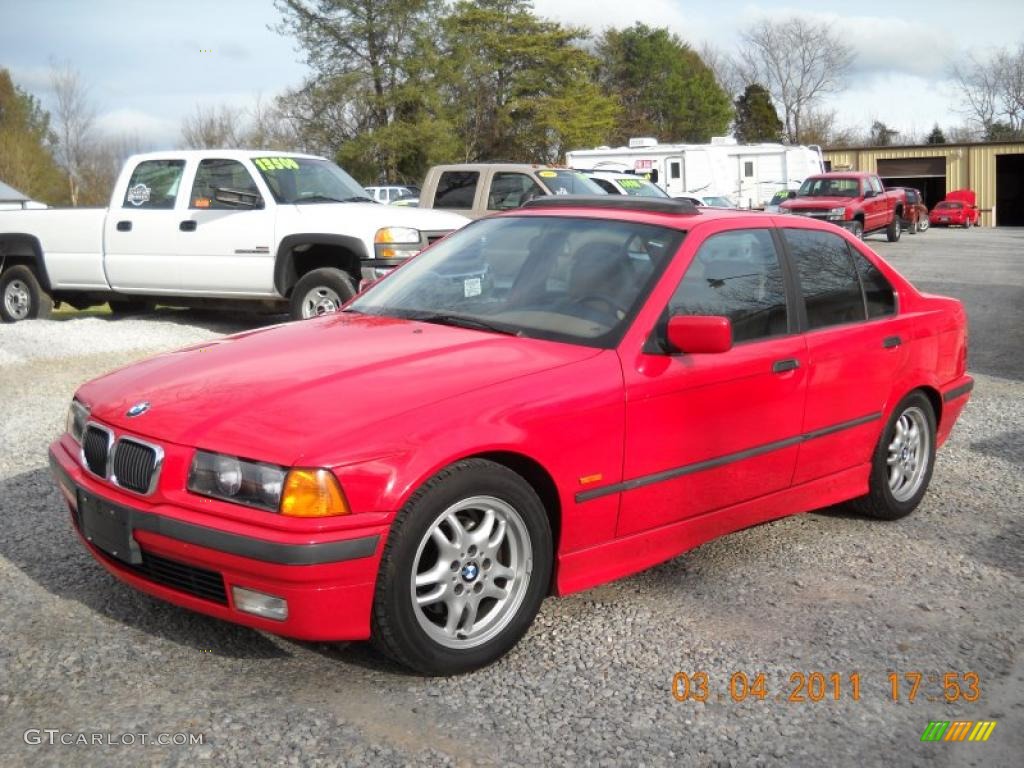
[289,268,356,320]
[1,265,52,323]
[372,459,552,675]
[886,216,902,242]
[851,391,936,520]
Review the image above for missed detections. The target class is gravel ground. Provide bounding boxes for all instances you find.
[0,228,1021,767]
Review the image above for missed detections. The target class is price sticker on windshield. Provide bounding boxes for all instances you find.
[253,157,300,171]
[619,179,643,189]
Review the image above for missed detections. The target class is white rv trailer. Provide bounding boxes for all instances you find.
[565,137,824,207]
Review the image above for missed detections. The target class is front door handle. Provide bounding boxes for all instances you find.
[772,358,800,373]
[116,221,132,232]
[882,335,902,348]
[179,220,197,232]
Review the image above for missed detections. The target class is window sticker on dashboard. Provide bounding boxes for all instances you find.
[253,157,300,171]
[126,183,150,206]
[464,277,482,298]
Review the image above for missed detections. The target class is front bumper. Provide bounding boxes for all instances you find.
[49,439,384,641]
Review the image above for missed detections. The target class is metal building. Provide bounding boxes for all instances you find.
[822,141,1024,227]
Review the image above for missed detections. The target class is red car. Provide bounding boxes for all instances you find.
[929,189,979,228]
[49,196,973,675]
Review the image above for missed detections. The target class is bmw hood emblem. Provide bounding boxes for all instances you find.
[126,401,151,418]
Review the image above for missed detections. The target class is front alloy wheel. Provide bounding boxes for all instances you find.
[372,459,552,675]
[411,496,532,648]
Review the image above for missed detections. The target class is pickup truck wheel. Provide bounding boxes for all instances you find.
[1,265,52,323]
[886,216,901,242]
[850,392,936,520]
[290,268,356,320]
[371,459,552,675]
[907,218,918,234]
[850,221,864,239]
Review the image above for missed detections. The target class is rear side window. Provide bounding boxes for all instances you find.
[785,229,866,329]
[852,250,896,318]
[190,159,261,209]
[434,171,478,209]
[123,160,185,209]
[669,229,789,343]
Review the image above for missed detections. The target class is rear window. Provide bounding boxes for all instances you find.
[936,201,962,209]
[434,171,479,209]
[123,159,185,209]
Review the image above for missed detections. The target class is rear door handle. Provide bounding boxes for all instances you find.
[772,358,800,373]
[882,335,902,348]
[179,220,197,232]
[116,221,132,232]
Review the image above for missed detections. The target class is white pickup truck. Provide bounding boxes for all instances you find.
[0,150,468,322]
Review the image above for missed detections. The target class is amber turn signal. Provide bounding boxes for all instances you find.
[280,469,350,517]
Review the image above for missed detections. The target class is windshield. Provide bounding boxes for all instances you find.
[796,177,861,198]
[349,216,684,348]
[614,177,668,197]
[538,170,606,195]
[252,156,374,204]
[769,191,789,205]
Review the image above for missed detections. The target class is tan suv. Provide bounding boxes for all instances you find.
[418,163,604,219]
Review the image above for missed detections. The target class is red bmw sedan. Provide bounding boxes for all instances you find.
[49,196,972,675]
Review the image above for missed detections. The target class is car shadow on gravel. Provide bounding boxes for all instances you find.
[971,429,1024,466]
[0,467,290,659]
[56,306,287,335]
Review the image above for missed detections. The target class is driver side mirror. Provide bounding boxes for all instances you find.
[863,189,877,199]
[666,314,733,354]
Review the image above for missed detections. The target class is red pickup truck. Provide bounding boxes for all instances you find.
[780,171,905,241]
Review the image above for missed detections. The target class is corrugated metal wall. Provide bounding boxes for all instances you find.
[823,142,1024,227]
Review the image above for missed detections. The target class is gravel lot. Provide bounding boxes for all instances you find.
[1,227,1021,767]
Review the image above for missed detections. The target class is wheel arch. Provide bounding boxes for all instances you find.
[274,234,368,297]
[0,233,51,291]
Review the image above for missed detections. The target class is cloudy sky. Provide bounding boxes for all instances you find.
[3,0,1022,149]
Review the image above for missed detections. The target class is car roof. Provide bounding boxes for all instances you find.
[124,149,327,163]
[430,163,566,173]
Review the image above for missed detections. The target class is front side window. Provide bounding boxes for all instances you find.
[190,159,261,209]
[668,229,789,343]
[785,229,866,329]
[122,159,185,209]
[435,171,479,209]
[350,216,684,348]
[488,173,545,210]
[251,156,370,204]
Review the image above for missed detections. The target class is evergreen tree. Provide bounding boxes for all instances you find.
[0,69,66,204]
[733,84,783,143]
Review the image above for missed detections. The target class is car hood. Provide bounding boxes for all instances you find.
[77,313,600,466]
[287,202,468,232]
[781,197,856,209]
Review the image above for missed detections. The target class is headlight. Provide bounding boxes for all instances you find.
[66,400,89,443]
[829,207,847,218]
[187,451,350,517]
[188,451,287,512]
[374,227,421,259]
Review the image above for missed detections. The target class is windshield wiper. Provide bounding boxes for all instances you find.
[294,194,347,204]
[339,195,378,203]
[403,311,521,336]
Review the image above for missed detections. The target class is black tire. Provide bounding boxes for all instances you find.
[851,391,936,520]
[108,299,149,316]
[907,218,918,234]
[371,458,553,675]
[886,216,901,242]
[850,220,864,240]
[289,268,356,321]
[1,264,52,323]
[964,217,972,229]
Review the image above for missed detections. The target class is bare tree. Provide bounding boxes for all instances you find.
[699,41,744,98]
[180,104,246,149]
[736,18,853,144]
[953,44,1024,138]
[50,61,96,206]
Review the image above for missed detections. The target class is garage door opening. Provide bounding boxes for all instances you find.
[877,157,947,209]
[996,154,1024,226]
